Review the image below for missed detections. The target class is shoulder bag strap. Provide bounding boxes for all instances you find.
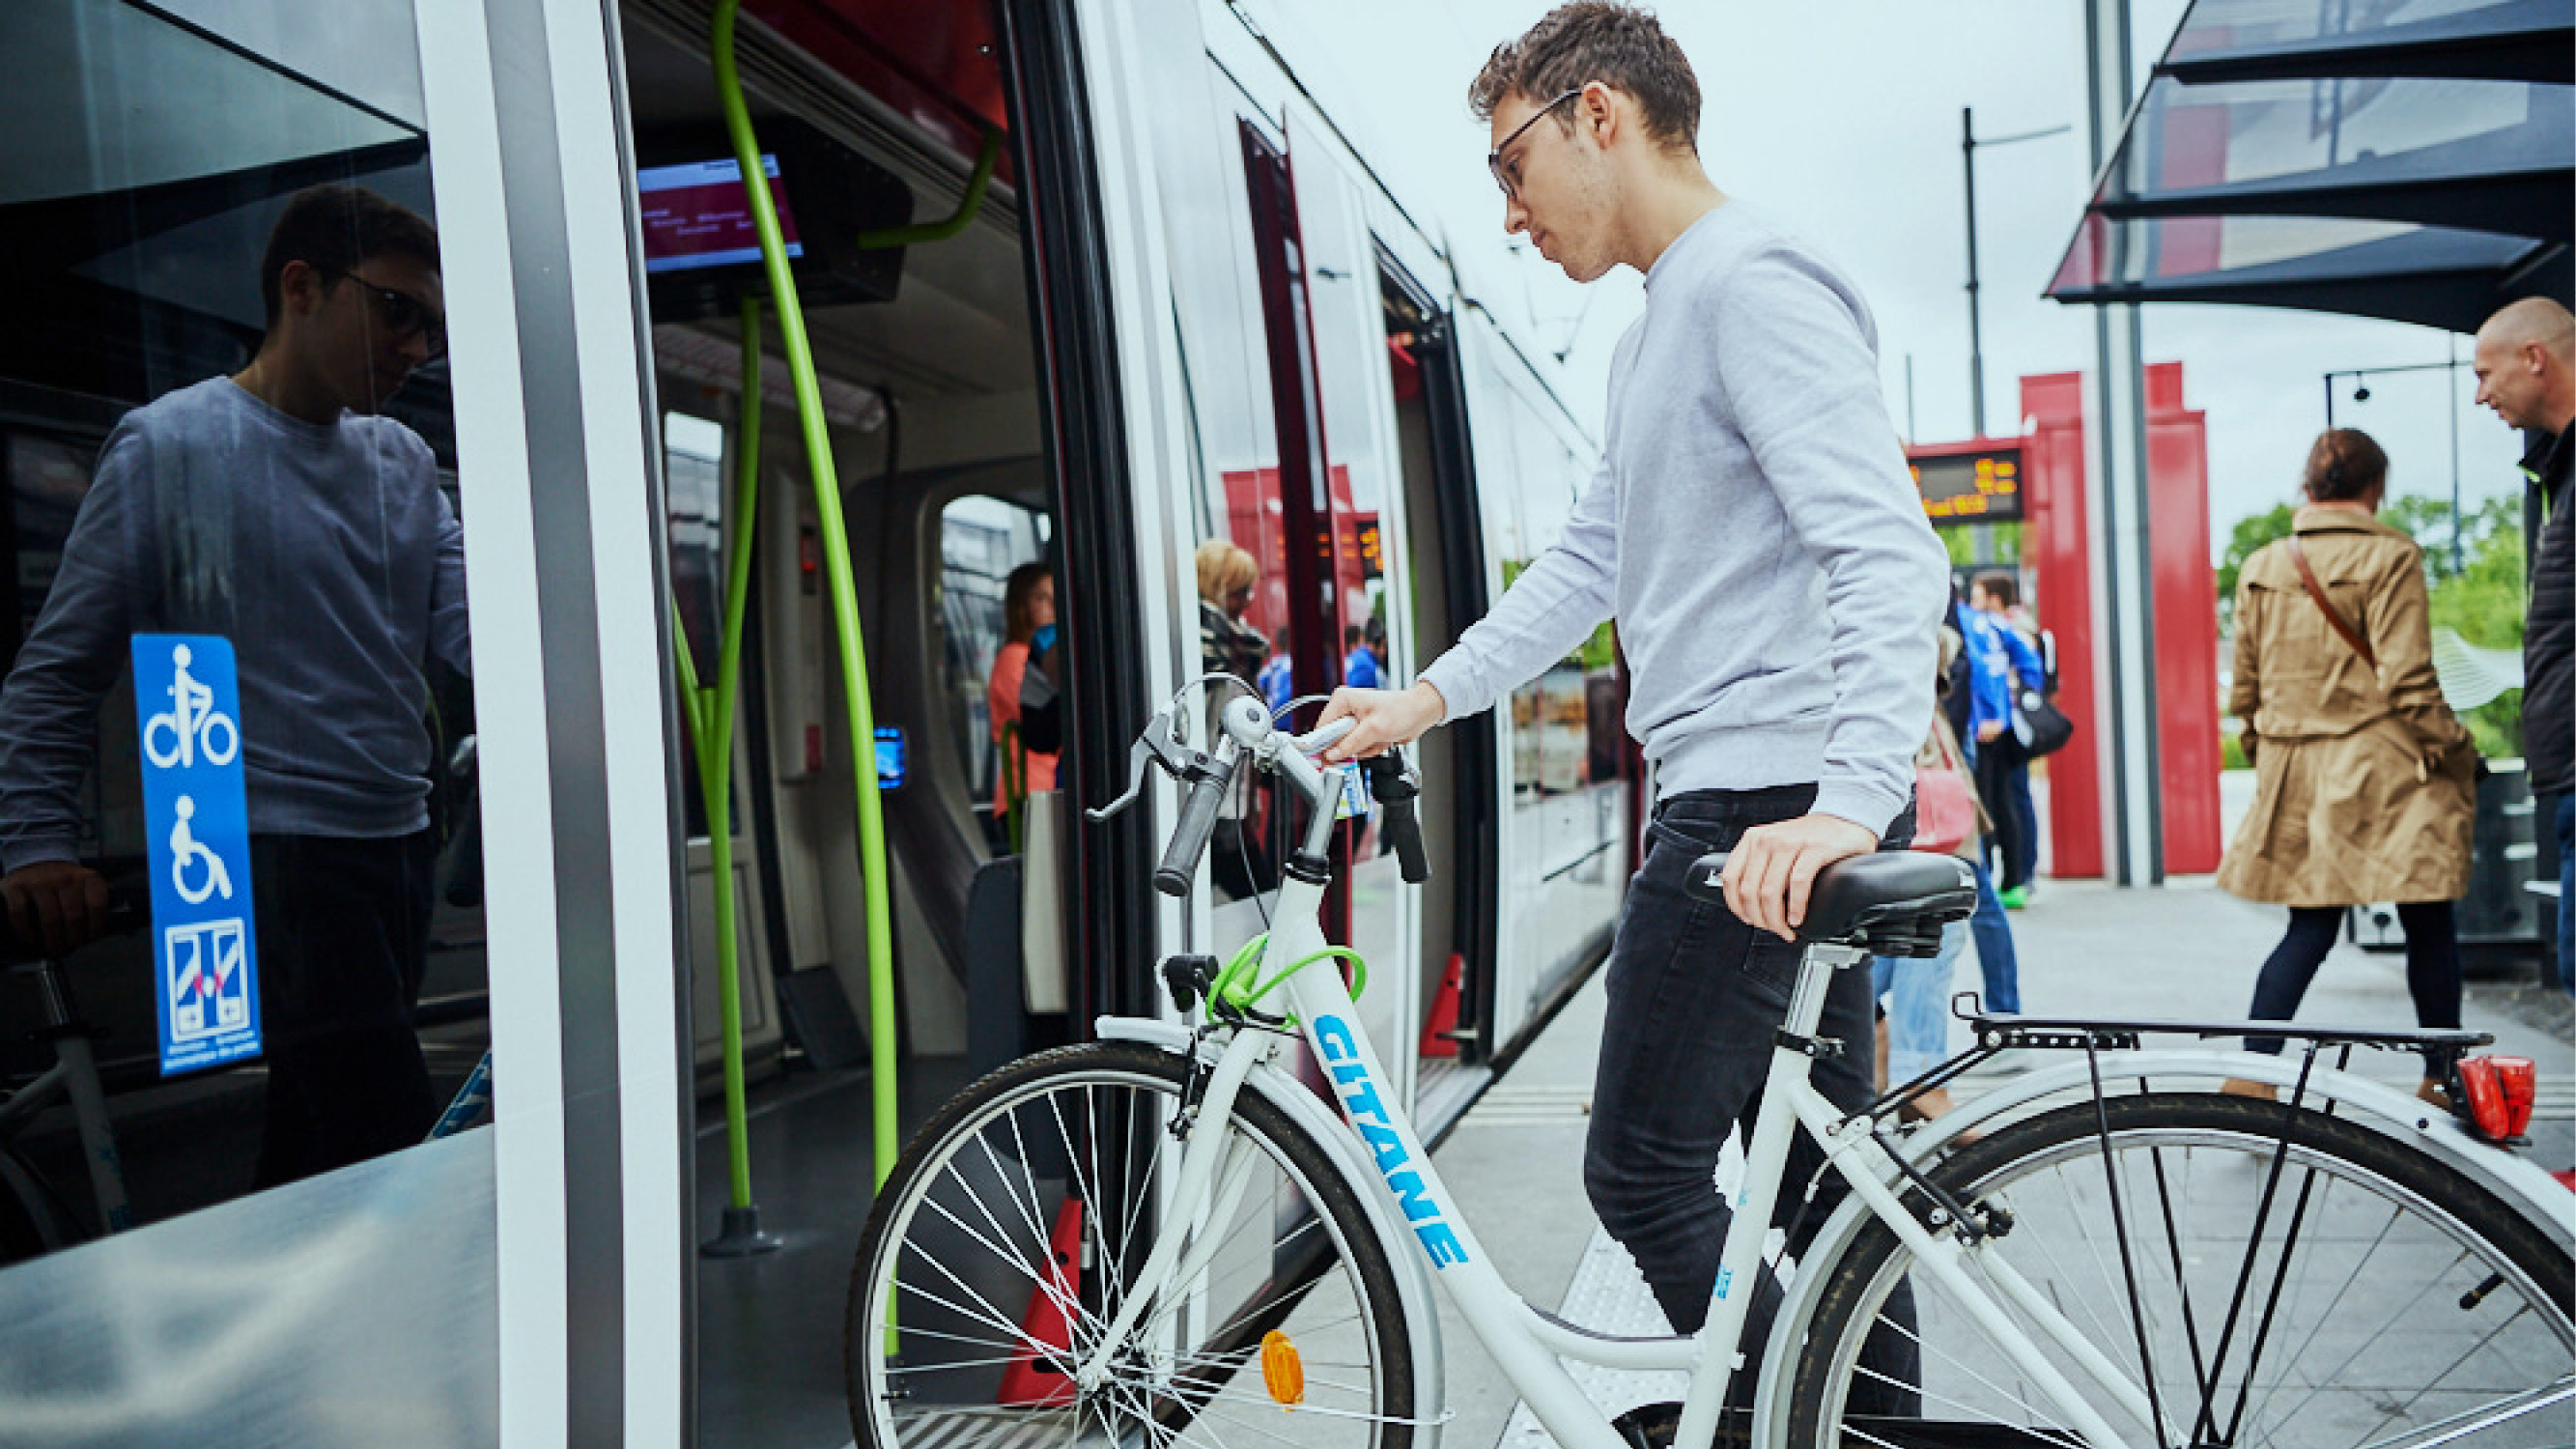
[2285,534,2376,671]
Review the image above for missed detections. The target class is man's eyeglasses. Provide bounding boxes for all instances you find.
[1487,87,1585,203]
[339,271,447,356]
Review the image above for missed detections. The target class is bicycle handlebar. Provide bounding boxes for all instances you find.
[0,869,152,965]
[1153,747,1237,898]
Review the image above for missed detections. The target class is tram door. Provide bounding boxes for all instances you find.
[1277,112,1424,1108]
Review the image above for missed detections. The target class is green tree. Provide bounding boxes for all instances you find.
[2217,502,2296,628]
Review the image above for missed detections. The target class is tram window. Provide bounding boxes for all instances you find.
[937,495,1051,838]
[1497,416,1622,799]
[665,410,731,840]
[0,0,488,1262]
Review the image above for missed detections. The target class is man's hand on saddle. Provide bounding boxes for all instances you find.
[1315,681,1446,763]
[1,860,112,958]
[1720,813,1879,943]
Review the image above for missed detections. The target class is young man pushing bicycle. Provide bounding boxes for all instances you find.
[1318,2,1946,1407]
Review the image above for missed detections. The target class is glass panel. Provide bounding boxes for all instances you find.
[2107,74,2563,202]
[2168,0,2532,59]
[0,0,486,1264]
[938,495,1049,841]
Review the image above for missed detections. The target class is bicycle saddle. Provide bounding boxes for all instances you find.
[1684,850,1976,956]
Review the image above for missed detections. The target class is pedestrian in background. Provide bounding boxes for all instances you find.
[2470,297,2571,992]
[1961,575,2043,907]
[2218,428,2476,1104]
[1874,625,1996,1126]
[1938,584,2025,1013]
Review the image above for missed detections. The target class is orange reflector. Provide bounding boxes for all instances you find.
[2459,1055,2537,1141]
[1260,1330,1304,1406]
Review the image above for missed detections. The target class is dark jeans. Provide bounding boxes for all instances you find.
[1967,859,2020,1013]
[2245,901,2461,1061]
[250,830,439,1189]
[1973,738,2037,891]
[1585,784,1918,1413]
[2552,793,2573,996]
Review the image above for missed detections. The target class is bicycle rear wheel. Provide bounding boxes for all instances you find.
[1790,1093,2574,1448]
[847,1042,1415,1449]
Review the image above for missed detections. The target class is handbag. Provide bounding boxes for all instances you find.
[1911,721,1979,855]
[2012,687,2075,757]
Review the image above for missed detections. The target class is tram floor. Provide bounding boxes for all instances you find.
[695,1051,984,1449]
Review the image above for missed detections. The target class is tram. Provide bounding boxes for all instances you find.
[0,0,1630,1443]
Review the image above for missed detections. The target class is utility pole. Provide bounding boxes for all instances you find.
[1964,109,1983,438]
[1962,109,2072,439]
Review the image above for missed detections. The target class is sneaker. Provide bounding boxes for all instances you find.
[1998,884,2031,910]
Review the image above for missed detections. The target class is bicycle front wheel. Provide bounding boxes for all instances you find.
[847,1042,1415,1449]
[1790,1092,2574,1449]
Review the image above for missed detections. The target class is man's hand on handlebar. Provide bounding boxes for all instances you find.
[1316,681,1446,764]
[2,860,113,959]
[1720,813,1878,943]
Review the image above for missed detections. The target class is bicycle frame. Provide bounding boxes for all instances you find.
[0,960,131,1236]
[1079,743,2157,1449]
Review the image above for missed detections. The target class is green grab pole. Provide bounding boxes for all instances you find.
[713,0,902,1192]
[706,299,765,1211]
[855,125,1003,251]
[664,300,767,1219]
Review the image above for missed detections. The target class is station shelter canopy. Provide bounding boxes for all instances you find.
[2048,0,2573,333]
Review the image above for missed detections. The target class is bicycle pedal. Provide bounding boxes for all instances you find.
[1610,1402,1681,1449]
[1608,1402,1753,1449]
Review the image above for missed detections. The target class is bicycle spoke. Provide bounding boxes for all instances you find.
[2242,1193,2407,1432]
[2348,1375,2575,1449]
[2351,1299,2541,1448]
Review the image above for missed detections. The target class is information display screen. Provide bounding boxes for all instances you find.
[1911,445,2024,524]
[637,156,805,274]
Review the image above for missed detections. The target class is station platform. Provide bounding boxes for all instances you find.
[1429,877,2576,1449]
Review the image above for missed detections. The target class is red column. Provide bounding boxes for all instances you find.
[2020,373,2104,878]
[2147,363,2222,873]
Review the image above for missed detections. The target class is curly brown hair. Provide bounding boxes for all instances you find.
[1467,4,1699,155]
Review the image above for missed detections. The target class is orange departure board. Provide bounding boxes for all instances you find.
[1910,445,2024,524]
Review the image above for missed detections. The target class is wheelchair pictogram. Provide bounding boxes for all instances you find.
[142,643,239,771]
[168,795,234,906]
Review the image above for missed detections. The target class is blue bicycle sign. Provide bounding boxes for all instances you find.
[131,635,260,1076]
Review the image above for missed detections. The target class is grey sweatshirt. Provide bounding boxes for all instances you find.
[0,377,470,871]
[1420,202,1946,835]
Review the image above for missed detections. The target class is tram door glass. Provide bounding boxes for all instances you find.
[938,495,1050,839]
[0,0,493,1261]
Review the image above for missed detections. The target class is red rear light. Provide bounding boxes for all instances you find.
[2456,1056,2537,1142]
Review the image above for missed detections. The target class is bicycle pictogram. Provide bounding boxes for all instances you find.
[142,642,239,771]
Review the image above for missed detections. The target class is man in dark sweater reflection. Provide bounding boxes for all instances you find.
[0,185,470,1185]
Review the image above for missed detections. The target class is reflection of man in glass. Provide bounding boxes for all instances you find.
[0,185,469,1187]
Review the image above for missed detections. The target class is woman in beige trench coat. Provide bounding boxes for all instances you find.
[2217,429,2476,1102]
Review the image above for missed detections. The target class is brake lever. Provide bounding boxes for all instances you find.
[1088,708,1200,822]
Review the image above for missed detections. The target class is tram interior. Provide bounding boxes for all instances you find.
[620,9,1072,1442]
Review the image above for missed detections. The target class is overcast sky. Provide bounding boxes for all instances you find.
[1254,0,2529,557]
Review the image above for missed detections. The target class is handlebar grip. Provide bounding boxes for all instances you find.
[1153,759,1233,898]
[1363,751,1430,886]
[1385,799,1430,885]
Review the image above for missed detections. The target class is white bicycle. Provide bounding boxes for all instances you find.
[845,680,2575,1449]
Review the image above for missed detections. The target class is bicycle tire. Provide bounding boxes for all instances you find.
[846,1041,1416,1449]
[1788,1092,2574,1449]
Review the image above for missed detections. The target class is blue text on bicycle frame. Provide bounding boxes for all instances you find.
[132,635,261,1076]
[1315,1014,1471,1267]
